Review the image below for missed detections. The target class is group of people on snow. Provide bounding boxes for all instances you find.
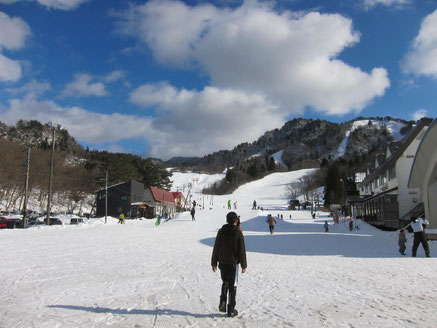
[209,207,432,319]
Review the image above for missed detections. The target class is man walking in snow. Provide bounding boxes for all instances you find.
[211,212,247,318]
[324,221,329,233]
[266,214,277,234]
[410,216,430,257]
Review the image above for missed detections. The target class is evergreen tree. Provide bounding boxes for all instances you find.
[268,157,276,171]
[247,163,258,177]
[324,165,345,206]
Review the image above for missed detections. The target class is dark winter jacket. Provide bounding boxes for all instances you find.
[211,224,247,269]
[266,215,277,226]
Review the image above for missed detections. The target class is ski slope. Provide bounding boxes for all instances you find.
[335,119,406,159]
[1,170,436,328]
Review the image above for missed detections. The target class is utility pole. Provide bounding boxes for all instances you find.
[46,127,55,226]
[22,147,30,229]
[105,171,108,224]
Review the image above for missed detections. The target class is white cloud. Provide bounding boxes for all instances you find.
[0,82,283,159]
[37,0,88,11]
[412,109,428,121]
[0,0,87,10]
[0,95,153,145]
[6,80,51,97]
[118,0,390,116]
[0,53,22,82]
[0,11,30,82]
[0,12,31,51]
[0,87,279,159]
[402,9,437,79]
[116,0,219,69]
[363,0,411,10]
[104,70,126,83]
[62,73,107,97]
[129,82,284,158]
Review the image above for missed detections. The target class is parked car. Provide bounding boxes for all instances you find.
[0,217,22,229]
[70,217,84,225]
[288,199,301,210]
[43,217,63,225]
[27,219,45,227]
[23,210,40,219]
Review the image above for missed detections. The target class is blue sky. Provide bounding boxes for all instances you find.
[0,0,436,160]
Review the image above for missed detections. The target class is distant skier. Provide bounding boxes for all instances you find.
[349,220,354,231]
[191,207,196,221]
[398,229,407,255]
[252,200,257,210]
[155,214,161,226]
[324,221,329,233]
[193,200,197,208]
[227,200,231,210]
[118,213,125,224]
[234,201,237,209]
[410,216,430,257]
[211,212,247,318]
[266,214,277,235]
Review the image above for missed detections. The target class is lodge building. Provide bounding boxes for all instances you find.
[355,119,431,229]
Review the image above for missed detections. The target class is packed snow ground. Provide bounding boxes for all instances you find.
[1,169,437,328]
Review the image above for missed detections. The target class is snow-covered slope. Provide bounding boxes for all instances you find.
[335,119,406,159]
[1,170,436,328]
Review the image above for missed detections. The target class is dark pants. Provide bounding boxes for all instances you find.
[412,231,430,257]
[399,243,406,255]
[269,225,274,234]
[219,264,237,310]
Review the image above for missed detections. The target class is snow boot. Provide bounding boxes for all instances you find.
[227,305,238,318]
[219,300,227,313]
[219,282,228,313]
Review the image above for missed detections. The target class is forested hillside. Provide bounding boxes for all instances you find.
[0,120,172,213]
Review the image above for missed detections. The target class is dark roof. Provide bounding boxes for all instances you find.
[375,153,385,167]
[361,119,431,185]
[387,141,401,157]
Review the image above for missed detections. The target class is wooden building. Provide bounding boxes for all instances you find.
[96,182,179,219]
[96,181,146,218]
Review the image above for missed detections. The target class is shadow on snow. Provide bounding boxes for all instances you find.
[201,215,402,259]
[47,305,219,318]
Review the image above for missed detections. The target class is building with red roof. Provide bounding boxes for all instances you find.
[96,181,183,219]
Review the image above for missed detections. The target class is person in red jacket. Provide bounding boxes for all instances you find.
[211,212,247,317]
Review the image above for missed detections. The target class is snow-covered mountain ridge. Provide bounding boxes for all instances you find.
[182,117,413,173]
